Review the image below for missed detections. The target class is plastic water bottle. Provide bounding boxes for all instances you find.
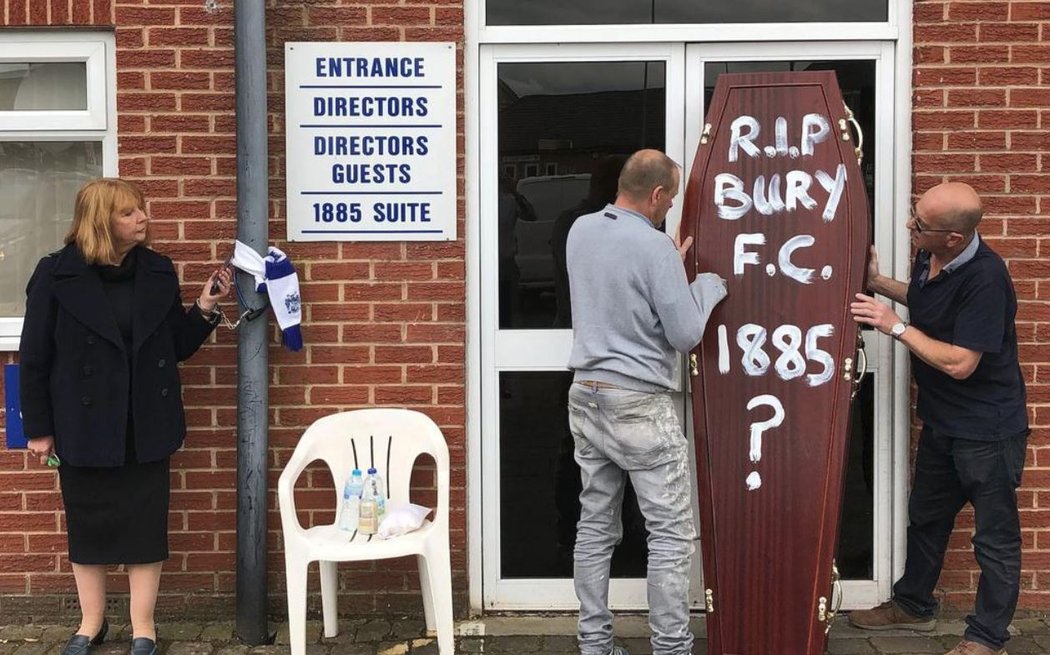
[338,469,364,532]
[369,467,387,521]
[358,467,387,535]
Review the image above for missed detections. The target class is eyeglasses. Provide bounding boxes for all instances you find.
[909,210,956,234]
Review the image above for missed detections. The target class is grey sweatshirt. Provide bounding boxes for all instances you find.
[566,204,727,392]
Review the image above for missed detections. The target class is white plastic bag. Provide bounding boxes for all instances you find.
[377,502,433,539]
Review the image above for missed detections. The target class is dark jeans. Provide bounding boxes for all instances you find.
[893,425,1028,650]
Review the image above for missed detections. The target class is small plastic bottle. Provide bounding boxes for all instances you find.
[369,467,387,522]
[359,476,380,537]
[358,467,387,535]
[338,469,364,532]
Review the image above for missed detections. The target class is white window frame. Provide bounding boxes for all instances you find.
[0,31,117,350]
[0,40,108,130]
[477,1,901,44]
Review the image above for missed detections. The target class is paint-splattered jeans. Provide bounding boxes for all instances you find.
[568,383,695,655]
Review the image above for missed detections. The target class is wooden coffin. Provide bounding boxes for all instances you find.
[681,71,870,655]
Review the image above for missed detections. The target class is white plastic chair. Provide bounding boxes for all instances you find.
[278,409,453,655]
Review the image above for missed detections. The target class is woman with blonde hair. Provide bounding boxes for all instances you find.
[19,178,232,655]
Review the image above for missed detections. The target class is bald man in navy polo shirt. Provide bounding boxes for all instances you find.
[848,182,1028,655]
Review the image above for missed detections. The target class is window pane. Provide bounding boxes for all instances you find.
[499,371,648,578]
[487,0,887,26]
[837,374,875,579]
[498,61,665,329]
[0,62,88,111]
[0,142,102,315]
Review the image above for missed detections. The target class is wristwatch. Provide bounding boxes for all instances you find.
[890,321,908,340]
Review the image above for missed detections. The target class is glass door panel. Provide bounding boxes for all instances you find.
[496,56,667,583]
[497,60,667,330]
[499,371,649,579]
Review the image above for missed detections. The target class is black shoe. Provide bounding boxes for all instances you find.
[130,637,157,655]
[61,619,108,655]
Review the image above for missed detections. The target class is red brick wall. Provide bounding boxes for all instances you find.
[912,1,1048,611]
[0,0,466,619]
[3,0,1048,621]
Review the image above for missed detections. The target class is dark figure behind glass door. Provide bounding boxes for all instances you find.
[498,175,536,327]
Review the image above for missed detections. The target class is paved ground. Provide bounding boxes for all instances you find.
[1,614,1048,655]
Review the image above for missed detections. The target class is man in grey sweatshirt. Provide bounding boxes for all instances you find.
[566,149,726,655]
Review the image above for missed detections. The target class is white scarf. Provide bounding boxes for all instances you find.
[229,240,303,351]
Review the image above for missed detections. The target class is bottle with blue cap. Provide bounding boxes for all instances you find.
[338,468,364,532]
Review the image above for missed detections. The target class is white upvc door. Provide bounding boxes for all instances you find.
[477,39,903,611]
[479,42,695,610]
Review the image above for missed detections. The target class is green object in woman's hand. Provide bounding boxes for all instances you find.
[46,453,61,468]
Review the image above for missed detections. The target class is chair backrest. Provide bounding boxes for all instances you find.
[283,408,450,526]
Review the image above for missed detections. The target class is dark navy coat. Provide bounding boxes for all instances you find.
[19,244,216,467]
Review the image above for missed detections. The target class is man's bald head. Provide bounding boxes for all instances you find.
[921,182,983,234]
[617,149,679,202]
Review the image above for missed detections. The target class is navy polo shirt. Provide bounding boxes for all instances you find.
[907,237,1028,440]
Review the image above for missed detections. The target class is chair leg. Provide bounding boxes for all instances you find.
[422,537,454,655]
[319,560,339,638]
[284,555,309,655]
[417,554,436,633]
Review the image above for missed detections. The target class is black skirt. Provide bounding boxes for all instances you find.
[58,457,170,565]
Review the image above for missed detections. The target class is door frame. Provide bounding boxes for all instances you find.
[466,4,915,616]
[478,42,688,610]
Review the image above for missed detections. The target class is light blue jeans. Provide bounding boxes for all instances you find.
[568,383,695,655]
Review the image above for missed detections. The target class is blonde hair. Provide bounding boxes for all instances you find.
[64,178,148,265]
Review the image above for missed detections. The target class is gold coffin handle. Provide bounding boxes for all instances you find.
[825,560,842,634]
[852,334,868,399]
[842,102,864,166]
[699,123,712,145]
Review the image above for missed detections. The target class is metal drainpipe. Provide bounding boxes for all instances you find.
[234,0,271,645]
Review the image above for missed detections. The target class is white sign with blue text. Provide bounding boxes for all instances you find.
[285,42,456,241]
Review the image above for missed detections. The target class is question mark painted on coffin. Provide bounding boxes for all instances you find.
[745,394,786,491]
